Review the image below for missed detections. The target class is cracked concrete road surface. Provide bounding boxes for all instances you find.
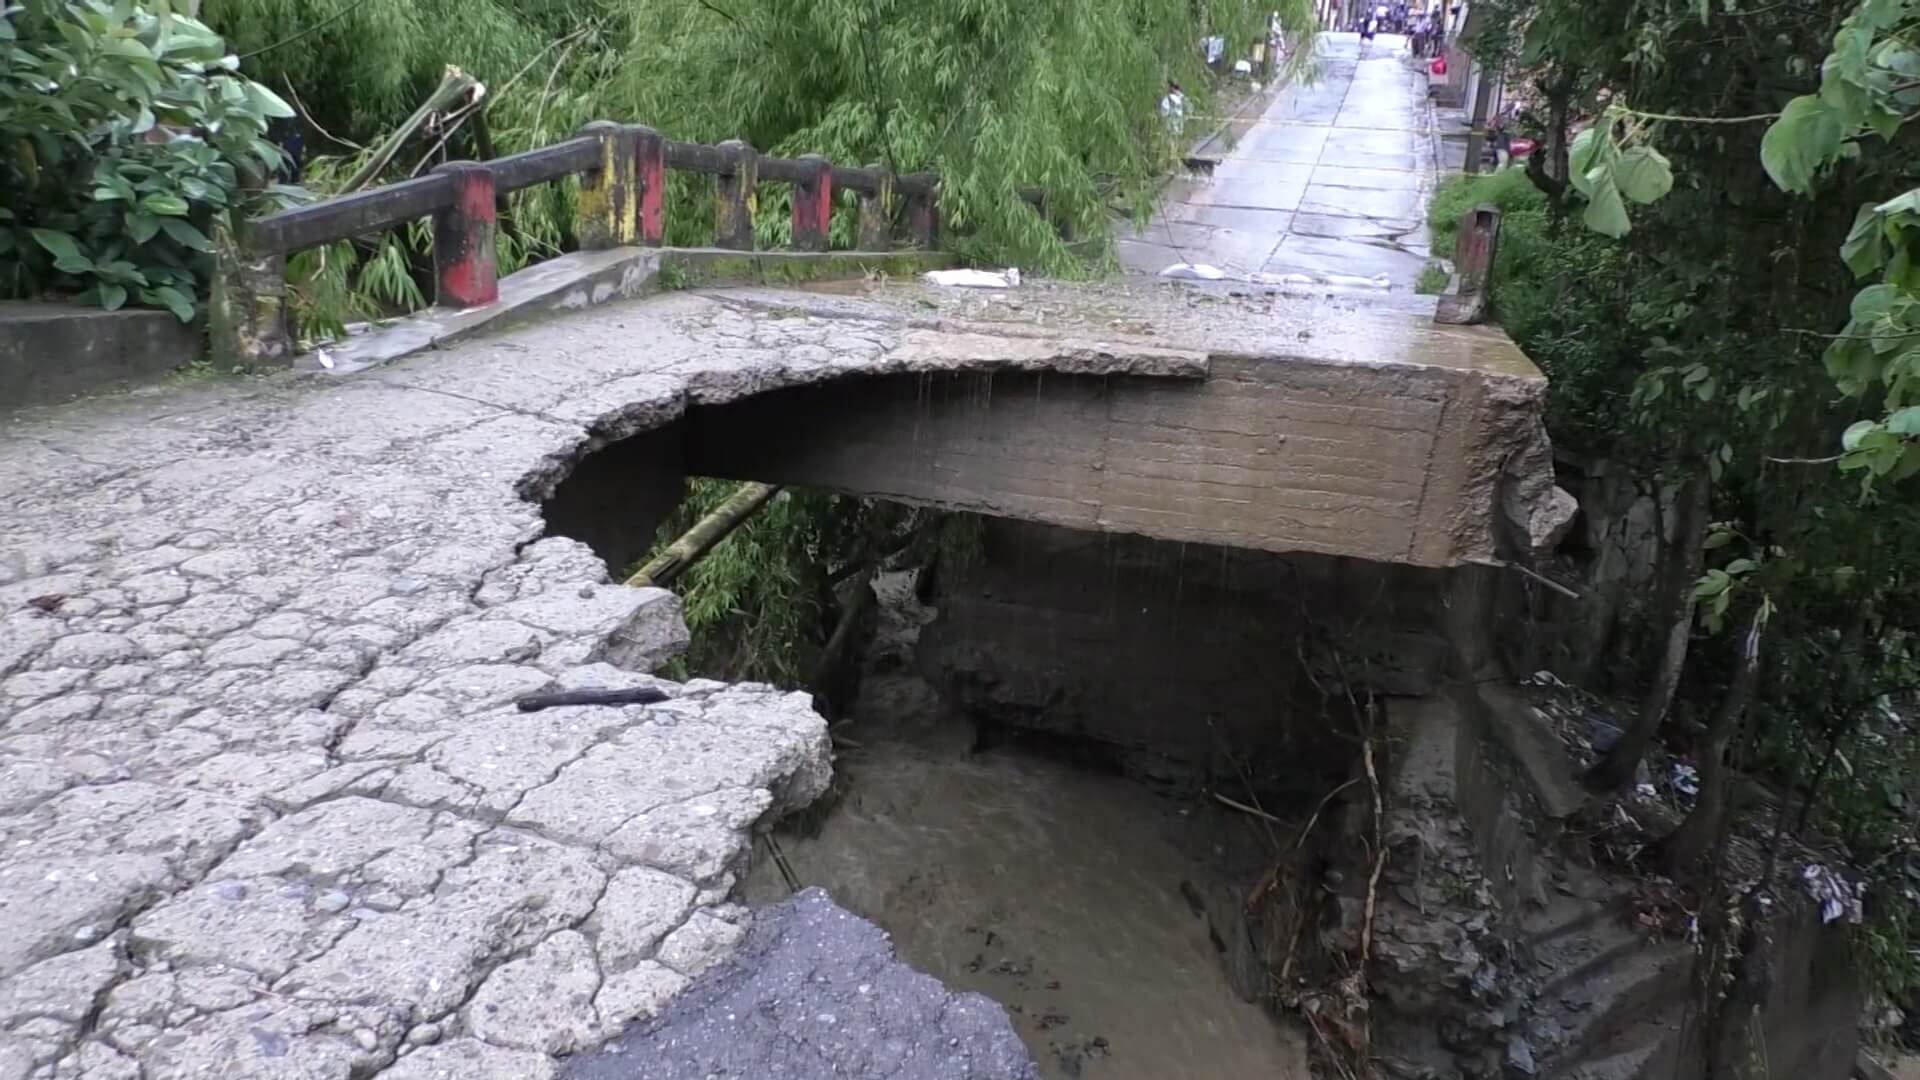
[0,288,1191,1080]
[1119,33,1436,293]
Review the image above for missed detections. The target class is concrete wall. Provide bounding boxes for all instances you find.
[915,517,1452,793]
[686,355,1545,569]
[1,302,199,409]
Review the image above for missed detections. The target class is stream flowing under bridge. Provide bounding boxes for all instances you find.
[0,37,1565,1080]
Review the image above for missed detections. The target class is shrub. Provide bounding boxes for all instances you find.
[1428,169,1636,448]
[0,0,293,319]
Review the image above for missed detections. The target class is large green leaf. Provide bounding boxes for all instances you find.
[1760,95,1845,193]
[144,284,195,322]
[1583,176,1633,237]
[29,227,89,269]
[1613,145,1674,204]
[244,81,295,119]
[1842,203,1888,277]
[126,212,161,244]
[140,192,189,216]
[1887,405,1920,434]
[158,216,212,251]
[1568,126,1608,197]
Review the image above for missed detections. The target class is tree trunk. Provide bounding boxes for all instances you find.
[625,483,782,588]
[1586,464,1711,790]
[1524,68,1577,204]
[1664,607,1766,876]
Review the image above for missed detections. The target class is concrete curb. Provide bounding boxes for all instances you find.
[1,302,201,411]
[305,248,958,376]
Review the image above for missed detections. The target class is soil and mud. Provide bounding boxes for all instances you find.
[743,573,1314,1079]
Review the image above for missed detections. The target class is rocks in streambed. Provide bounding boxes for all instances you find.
[565,888,1039,1080]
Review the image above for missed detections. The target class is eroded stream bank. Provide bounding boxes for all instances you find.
[716,512,1456,1078]
[742,572,1314,1079]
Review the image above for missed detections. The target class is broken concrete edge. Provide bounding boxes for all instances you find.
[299,247,961,376]
[509,328,1212,507]
[0,301,203,412]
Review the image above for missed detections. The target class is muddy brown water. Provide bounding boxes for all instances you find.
[742,576,1310,1080]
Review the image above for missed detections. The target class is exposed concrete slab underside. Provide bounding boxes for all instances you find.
[0,278,1552,1078]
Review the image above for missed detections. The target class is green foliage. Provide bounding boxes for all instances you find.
[600,0,1309,274]
[1488,0,1920,1004]
[1428,170,1635,445]
[1414,262,1449,295]
[648,480,838,686]
[0,0,293,318]
[203,0,1316,324]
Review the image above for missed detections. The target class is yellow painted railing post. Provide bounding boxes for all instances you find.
[714,140,758,251]
[578,121,639,249]
[857,165,893,252]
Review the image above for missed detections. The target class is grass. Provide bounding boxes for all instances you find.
[1427,168,1551,256]
[1414,262,1450,294]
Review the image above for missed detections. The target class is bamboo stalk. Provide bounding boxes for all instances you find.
[625,482,783,588]
[339,67,481,196]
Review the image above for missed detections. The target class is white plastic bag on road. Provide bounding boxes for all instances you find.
[924,268,1021,288]
[1158,262,1228,280]
[1248,271,1316,286]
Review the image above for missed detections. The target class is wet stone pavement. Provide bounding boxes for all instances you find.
[1119,33,1437,299]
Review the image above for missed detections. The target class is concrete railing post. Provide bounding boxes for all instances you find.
[634,125,667,247]
[430,162,499,309]
[903,174,939,249]
[714,140,758,251]
[790,154,833,252]
[578,121,639,249]
[208,172,290,370]
[1435,204,1501,325]
[856,166,893,251]
[208,237,290,370]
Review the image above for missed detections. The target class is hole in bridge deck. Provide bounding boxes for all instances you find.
[544,408,1460,1078]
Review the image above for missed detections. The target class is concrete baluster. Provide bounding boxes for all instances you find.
[903,174,939,249]
[714,140,758,251]
[790,154,834,252]
[1435,204,1502,326]
[578,121,639,249]
[634,125,667,246]
[856,166,893,252]
[430,162,499,308]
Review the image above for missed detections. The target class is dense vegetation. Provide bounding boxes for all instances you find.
[1,1,294,319]
[196,0,1309,337]
[1450,0,1920,1027]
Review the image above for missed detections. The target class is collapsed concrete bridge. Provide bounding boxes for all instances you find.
[0,266,1569,1079]
[542,279,1570,574]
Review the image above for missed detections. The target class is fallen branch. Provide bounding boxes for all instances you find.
[1214,791,1288,826]
[339,67,481,196]
[764,833,802,894]
[1470,557,1583,600]
[514,686,669,712]
[627,482,784,589]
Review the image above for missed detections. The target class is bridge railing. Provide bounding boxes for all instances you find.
[242,122,1044,313]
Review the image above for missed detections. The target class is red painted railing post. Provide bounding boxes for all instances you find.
[578,121,638,249]
[856,165,892,251]
[430,161,498,308]
[903,175,939,248]
[633,125,666,246]
[1435,204,1502,325]
[714,140,758,251]
[791,154,833,252]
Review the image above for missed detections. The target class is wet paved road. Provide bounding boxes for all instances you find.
[1119,33,1435,292]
